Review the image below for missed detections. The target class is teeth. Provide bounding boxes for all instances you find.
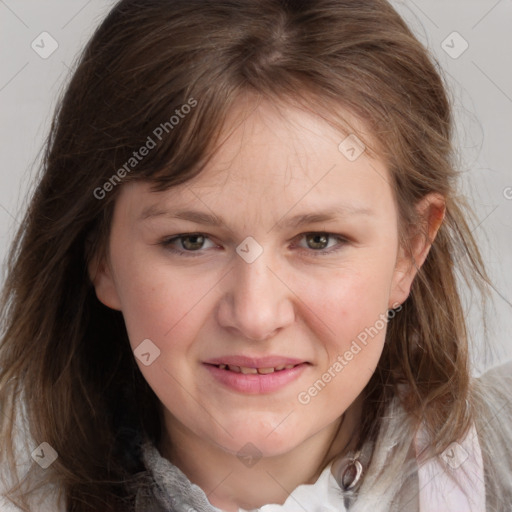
[240,366,258,374]
[257,367,275,374]
[218,364,298,373]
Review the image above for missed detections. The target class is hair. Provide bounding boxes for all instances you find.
[0,0,493,510]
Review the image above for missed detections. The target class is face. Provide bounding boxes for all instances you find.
[91,98,420,459]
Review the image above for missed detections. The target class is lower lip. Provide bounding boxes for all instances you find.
[204,363,308,394]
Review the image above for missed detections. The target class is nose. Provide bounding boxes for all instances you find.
[216,250,296,342]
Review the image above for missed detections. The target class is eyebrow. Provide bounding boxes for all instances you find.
[138,204,375,229]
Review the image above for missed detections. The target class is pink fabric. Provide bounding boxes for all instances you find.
[414,423,486,511]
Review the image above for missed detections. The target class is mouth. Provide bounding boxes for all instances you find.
[206,363,302,375]
[203,357,310,394]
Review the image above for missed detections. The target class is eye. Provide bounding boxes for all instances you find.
[160,233,217,255]
[294,232,348,255]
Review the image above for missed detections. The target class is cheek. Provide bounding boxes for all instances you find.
[111,247,201,351]
[113,259,212,408]
[305,264,395,348]
[293,263,394,414]
[295,273,390,421]
[118,280,177,350]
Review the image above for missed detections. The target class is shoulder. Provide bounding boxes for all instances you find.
[0,473,65,512]
[472,359,512,431]
[0,469,65,512]
[0,409,66,512]
[473,360,512,415]
[477,359,512,382]
[472,360,512,509]
[0,495,22,512]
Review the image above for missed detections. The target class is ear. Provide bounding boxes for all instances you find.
[389,193,446,307]
[87,250,122,311]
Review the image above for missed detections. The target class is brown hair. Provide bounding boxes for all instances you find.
[0,0,491,510]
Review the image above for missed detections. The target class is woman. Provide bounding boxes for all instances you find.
[1,0,511,510]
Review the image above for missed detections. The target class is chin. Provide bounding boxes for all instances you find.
[223,435,302,460]
[214,419,310,459]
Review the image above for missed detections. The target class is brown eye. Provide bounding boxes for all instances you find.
[160,233,217,255]
[305,233,329,250]
[180,234,206,250]
[295,232,349,256]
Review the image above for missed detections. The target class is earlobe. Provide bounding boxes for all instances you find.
[389,193,446,307]
[87,253,122,311]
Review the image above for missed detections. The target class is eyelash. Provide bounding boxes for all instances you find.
[159,232,349,258]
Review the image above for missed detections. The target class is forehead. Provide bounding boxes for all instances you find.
[171,99,385,192]
[119,97,396,226]
[194,97,375,182]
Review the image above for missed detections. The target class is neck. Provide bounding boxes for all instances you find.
[159,396,363,511]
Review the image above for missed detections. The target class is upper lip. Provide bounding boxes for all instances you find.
[203,356,308,368]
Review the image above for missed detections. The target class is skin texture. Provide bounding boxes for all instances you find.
[89,98,445,511]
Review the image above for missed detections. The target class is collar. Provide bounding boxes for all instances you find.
[138,420,485,512]
[237,463,345,512]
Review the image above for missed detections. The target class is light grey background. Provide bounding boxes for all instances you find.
[1,1,511,372]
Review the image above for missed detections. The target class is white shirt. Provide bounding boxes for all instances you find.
[232,463,344,512]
